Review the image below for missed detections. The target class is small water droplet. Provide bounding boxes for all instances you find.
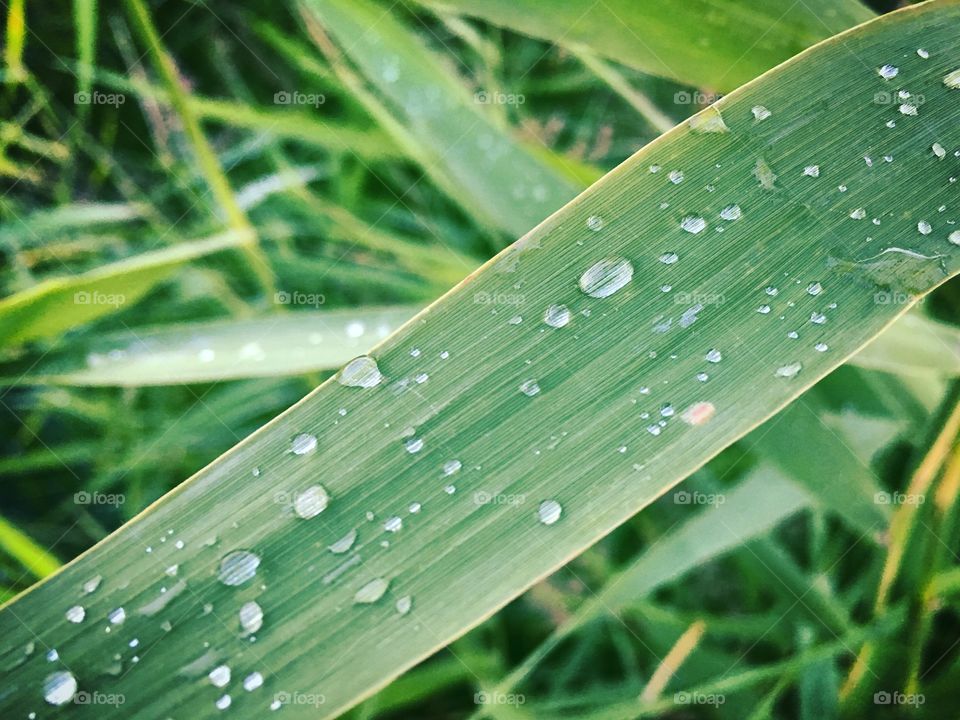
[943,69,960,89]
[294,485,330,519]
[396,595,412,615]
[543,304,571,328]
[218,550,261,586]
[933,143,947,159]
[520,379,541,397]
[404,437,424,454]
[329,530,357,554]
[355,578,390,604]
[239,601,263,635]
[339,356,382,388]
[878,64,899,80]
[751,105,771,121]
[815,342,829,352]
[680,216,707,234]
[538,500,562,525]
[680,401,716,426]
[291,433,317,455]
[384,516,403,533]
[696,372,709,383]
[803,165,820,178]
[659,252,679,265]
[108,607,126,625]
[215,694,232,710]
[899,103,918,116]
[757,305,771,314]
[586,215,604,231]
[43,671,77,706]
[918,220,933,235]
[775,362,803,379]
[948,231,960,246]
[705,349,723,363]
[668,170,684,184]
[243,672,264,692]
[408,502,422,514]
[810,312,827,325]
[917,48,929,59]
[806,282,823,296]
[578,258,634,298]
[82,575,102,594]
[720,204,742,221]
[850,208,866,220]
[209,665,231,688]
[443,459,462,476]
[65,606,85,623]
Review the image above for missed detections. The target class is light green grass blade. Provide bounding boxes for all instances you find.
[3,0,27,82]
[73,0,98,100]
[303,0,580,237]
[413,0,874,91]
[0,515,61,580]
[2,4,960,717]
[851,311,960,376]
[1,306,420,386]
[0,229,253,346]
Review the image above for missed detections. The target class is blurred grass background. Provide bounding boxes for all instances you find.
[2,0,960,717]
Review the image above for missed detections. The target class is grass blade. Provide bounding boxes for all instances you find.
[2,4,960,717]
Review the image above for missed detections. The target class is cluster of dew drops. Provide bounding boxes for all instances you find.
[36,50,960,718]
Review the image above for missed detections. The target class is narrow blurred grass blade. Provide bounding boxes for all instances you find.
[2,306,420,386]
[1,5,959,717]
[74,0,98,100]
[412,0,874,91]
[3,0,27,82]
[0,229,252,346]
[0,515,61,580]
[851,311,960,376]
[302,0,580,237]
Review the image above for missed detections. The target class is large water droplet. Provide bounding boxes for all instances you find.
[538,500,562,525]
[291,433,317,455]
[43,671,77,706]
[354,578,390,604]
[339,356,382,388]
[578,258,634,298]
[218,550,261,586]
[294,485,330,519]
